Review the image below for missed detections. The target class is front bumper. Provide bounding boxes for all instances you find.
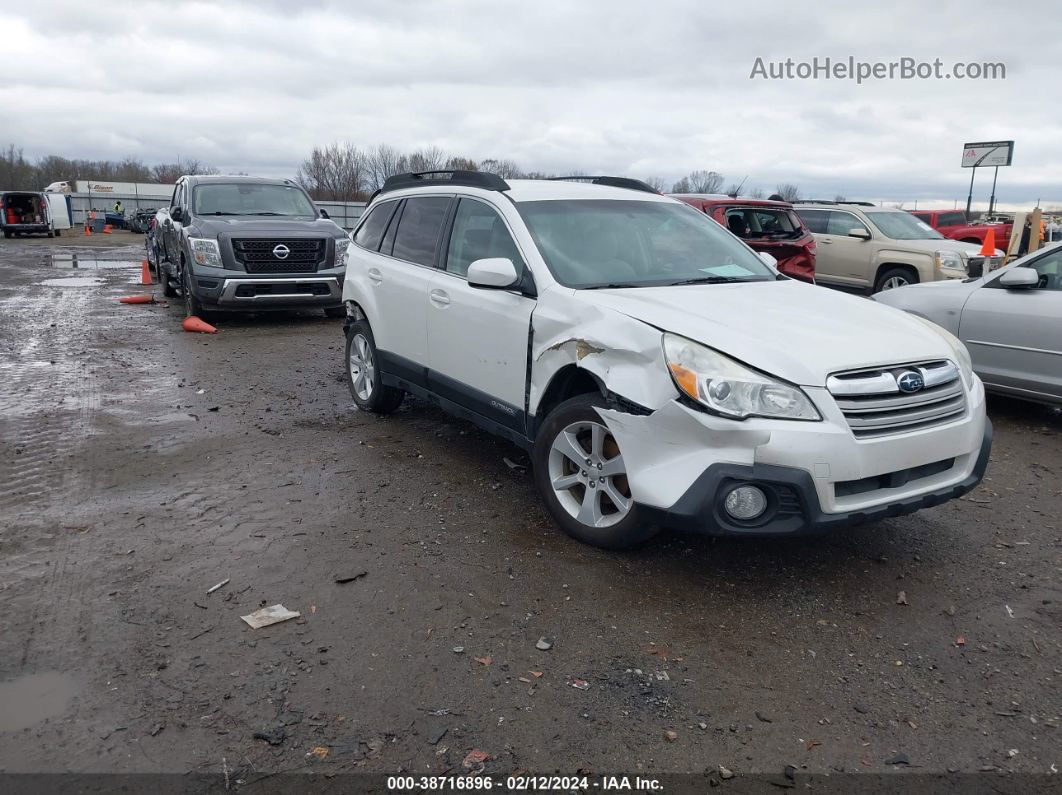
[189,269,344,312]
[639,419,992,536]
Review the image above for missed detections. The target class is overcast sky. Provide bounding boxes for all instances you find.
[2,0,1058,209]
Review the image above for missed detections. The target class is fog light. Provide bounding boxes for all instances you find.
[724,485,767,520]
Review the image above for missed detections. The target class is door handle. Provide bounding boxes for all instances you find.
[429,289,450,306]
[367,267,383,283]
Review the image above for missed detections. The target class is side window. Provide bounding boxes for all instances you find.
[445,199,525,277]
[939,212,967,227]
[911,212,931,223]
[353,201,397,252]
[391,197,451,266]
[797,209,828,234]
[170,184,181,210]
[827,211,869,237]
[1031,249,1062,290]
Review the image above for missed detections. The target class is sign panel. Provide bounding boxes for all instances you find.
[74,180,176,198]
[961,141,1014,168]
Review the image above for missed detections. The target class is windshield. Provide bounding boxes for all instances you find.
[517,200,775,288]
[865,211,944,240]
[192,183,317,216]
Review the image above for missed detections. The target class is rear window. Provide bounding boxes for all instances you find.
[353,201,397,251]
[722,207,804,240]
[392,197,451,266]
[938,212,968,227]
[795,209,829,234]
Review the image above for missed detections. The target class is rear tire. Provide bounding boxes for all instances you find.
[345,320,404,414]
[874,266,918,293]
[161,261,177,297]
[532,393,658,550]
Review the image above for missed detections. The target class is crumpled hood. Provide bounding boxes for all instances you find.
[190,216,344,239]
[576,279,955,386]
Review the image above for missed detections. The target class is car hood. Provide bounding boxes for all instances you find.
[576,279,955,386]
[890,238,984,256]
[190,217,343,238]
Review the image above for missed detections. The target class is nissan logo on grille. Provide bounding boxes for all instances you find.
[896,371,925,393]
[272,244,290,260]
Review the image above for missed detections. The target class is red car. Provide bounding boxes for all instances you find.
[909,210,1010,252]
[673,195,816,282]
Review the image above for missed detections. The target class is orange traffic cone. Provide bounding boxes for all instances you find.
[979,227,996,256]
[119,294,156,304]
[182,316,218,333]
[102,225,112,234]
[141,259,153,285]
[84,225,92,236]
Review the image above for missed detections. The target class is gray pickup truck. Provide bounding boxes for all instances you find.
[158,175,349,318]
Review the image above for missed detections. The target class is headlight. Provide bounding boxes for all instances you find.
[934,250,966,273]
[335,237,350,266]
[663,333,820,421]
[189,238,222,267]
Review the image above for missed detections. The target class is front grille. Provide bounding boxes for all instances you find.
[827,360,966,439]
[232,238,326,273]
[967,255,1002,278]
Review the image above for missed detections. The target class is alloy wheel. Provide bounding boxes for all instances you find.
[348,333,375,401]
[881,275,910,290]
[547,420,631,528]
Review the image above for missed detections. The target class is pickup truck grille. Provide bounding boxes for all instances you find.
[966,255,1002,278]
[826,360,966,439]
[232,238,326,273]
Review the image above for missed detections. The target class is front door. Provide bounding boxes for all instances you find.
[960,248,1062,402]
[426,197,536,433]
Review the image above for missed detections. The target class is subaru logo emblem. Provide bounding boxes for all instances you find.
[896,371,925,393]
[272,244,290,260]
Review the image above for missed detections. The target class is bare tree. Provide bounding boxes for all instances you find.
[479,158,523,179]
[406,146,447,173]
[833,194,847,202]
[774,183,802,202]
[366,145,407,191]
[688,170,725,193]
[297,143,368,200]
[747,187,765,199]
[641,176,668,193]
[444,156,479,172]
[671,176,691,193]
[152,159,219,183]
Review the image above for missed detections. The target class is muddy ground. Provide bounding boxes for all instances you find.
[0,235,1059,787]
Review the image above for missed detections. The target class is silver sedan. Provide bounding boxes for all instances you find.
[873,243,1062,406]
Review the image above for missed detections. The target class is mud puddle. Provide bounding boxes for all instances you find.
[0,672,78,732]
[40,276,104,288]
[48,254,140,269]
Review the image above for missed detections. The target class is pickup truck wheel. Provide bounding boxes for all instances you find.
[532,394,658,550]
[181,263,208,318]
[345,320,404,413]
[875,266,918,293]
[2,230,10,239]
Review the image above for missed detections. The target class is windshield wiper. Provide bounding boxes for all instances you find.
[581,282,648,290]
[207,211,246,215]
[664,276,750,286]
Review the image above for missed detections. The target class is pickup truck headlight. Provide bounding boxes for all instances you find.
[334,237,350,266]
[189,238,223,267]
[663,333,821,421]
[934,250,966,275]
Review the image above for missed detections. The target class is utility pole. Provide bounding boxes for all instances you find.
[988,166,999,215]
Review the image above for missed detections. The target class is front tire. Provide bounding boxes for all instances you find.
[345,320,404,413]
[181,261,208,318]
[532,394,658,550]
[874,266,918,293]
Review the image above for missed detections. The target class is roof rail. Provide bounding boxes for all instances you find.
[547,176,661,195]
[792,199,876,207]
[378,170,510,196]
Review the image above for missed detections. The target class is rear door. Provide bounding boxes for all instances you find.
[368,195,453,382]
[959,249,1062,402]
[425,197,536,433]
[163,183,185,265]
[796,209,851,284]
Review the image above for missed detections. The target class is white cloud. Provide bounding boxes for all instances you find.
[1,0,1057,208]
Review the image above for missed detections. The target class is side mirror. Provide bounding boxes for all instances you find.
[848,227,871,240]
[467,257,519,289]
[757,251,778,269]
[319,208,330,219]
[998,267,1039,289]
[171,207,184,223]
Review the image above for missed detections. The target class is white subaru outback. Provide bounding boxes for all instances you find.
[340,172,992,549]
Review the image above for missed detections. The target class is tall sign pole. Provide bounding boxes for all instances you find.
[965,167,977,216]
[988,166,999,215]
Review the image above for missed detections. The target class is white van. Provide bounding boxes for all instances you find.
[1,191,56,238]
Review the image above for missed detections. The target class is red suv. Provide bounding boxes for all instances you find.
[673,195,816,282]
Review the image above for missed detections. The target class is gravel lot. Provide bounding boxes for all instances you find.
[0,237,1059,787]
